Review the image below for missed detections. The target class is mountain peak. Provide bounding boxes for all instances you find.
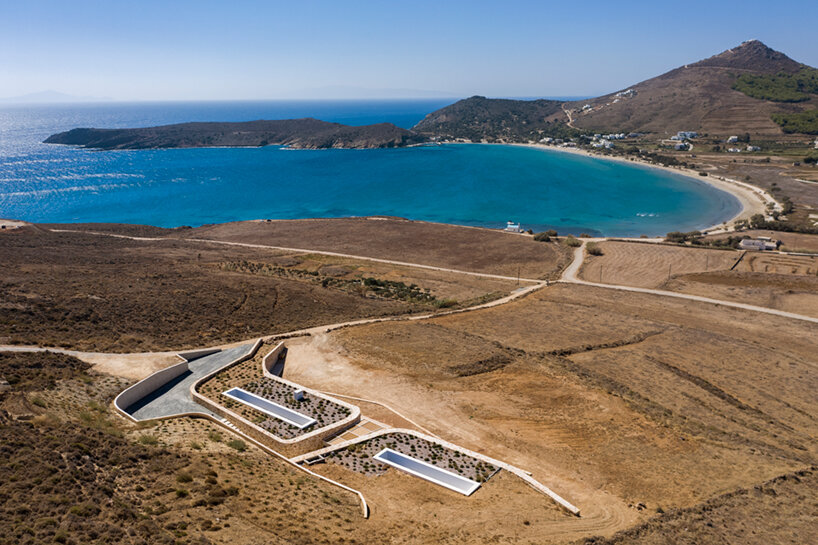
[692,40,802,73]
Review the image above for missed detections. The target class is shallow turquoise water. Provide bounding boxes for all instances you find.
[0,101,740,236]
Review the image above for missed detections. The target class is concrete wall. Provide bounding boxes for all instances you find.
[113,360,190,420]
[188,410,369,518]
[178,347,221,362]
[261,342,287,375]
[291,427,581,516]
[191,341,360,457]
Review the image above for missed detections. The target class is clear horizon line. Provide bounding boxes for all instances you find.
[0,94,596,105]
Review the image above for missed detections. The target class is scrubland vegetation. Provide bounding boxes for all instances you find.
[732,67,818,102]
[772,109,818,134]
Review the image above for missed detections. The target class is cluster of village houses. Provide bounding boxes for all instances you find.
[725,135,762,153]
[663,131,762,153]
[502,219,782,252]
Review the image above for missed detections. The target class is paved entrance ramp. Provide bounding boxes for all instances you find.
[123,344,254,421]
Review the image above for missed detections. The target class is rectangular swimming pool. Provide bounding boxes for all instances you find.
[373,448,481,496]
[223,387,317,429]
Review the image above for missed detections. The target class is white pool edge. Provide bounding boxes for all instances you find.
[374,447,481,496]
[223,387,317,430]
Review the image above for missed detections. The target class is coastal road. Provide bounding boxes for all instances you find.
[560,242,818,324]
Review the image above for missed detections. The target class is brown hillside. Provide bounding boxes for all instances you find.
[44,118,428,150]
[569,40,817,136]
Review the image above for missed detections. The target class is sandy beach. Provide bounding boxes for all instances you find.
[514,143,775,233]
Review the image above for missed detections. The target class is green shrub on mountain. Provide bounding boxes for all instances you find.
[413,96,582,142]
[771,109,818,134]
[732,67,818,102]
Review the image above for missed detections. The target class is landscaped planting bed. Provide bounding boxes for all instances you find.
[198,353,351,439]
[324,432,499,483]
[228,379,351,438]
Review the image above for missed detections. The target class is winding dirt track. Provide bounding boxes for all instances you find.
[5,229,816,540]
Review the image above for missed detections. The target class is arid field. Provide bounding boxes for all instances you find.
[581,239,818,317]
[1,219,816,544]
[0,222,535,352]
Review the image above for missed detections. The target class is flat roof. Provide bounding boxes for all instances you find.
[223,387,317,429]
[374,447,482,496]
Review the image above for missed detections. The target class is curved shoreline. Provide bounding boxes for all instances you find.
[514,142,775,233]
[6,142,775,236]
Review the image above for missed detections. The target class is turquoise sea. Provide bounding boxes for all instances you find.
[0,100,740,236]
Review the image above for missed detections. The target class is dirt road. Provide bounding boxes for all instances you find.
[50,229,544,283]
[561,243,818,324]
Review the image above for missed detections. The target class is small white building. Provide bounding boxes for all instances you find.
[739,238,778,251]
[813,138,818,150]
[727,136,739,143]
[505,221,523,233]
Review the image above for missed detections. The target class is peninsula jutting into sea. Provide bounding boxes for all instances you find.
[2,5,818,543]
[35,40,815,237]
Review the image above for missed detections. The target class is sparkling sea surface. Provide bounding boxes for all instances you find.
[0,100,740,236]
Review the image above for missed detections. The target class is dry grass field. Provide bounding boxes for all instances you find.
[582,467,817,545]
[666,270,818,317]
[0,226,519,352]
[173,217,572,279]
[280,283,817,543]
[580,239,818,316]
[4,221,816,543]
[738,251,818,275]
[579,241,741,288]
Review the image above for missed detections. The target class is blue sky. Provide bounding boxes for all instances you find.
[2,0,816,100]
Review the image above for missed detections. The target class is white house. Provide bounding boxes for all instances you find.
[739,238,778,251]
[747,145,761,152]
[727,136,739,143]
[505,221,523,233]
